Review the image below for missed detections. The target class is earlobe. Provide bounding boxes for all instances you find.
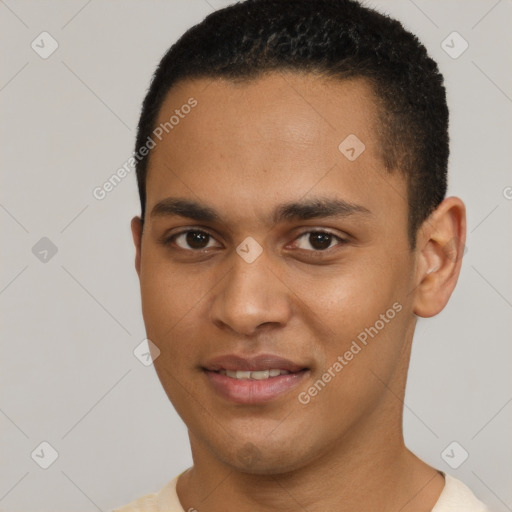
[412,197,466,318]
[130,216,143,277]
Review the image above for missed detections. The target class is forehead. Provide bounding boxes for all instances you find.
[145,72,406,230]
[152,72,380,162]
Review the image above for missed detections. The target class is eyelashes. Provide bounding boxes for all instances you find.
[163,228,348,254]
[292,231,346,251]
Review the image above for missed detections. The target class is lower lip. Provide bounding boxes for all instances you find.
[204,370,309,404]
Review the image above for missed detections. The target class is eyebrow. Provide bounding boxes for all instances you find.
[150,196,372,224]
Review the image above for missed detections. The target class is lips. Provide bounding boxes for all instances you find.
[204,353,307,373]
[203,353,310,404]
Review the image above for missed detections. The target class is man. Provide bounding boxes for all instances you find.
[114,0,489,510]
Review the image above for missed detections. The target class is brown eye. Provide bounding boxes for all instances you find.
[293,231,346,251]
[172,230,220,250]
[308,232,333,250]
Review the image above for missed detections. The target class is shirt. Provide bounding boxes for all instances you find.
[111,470,490,512]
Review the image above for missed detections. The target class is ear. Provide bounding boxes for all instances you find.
[130,216,143,277]
[412,196,466,318]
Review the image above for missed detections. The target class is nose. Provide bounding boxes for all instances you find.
[209,248,292,337]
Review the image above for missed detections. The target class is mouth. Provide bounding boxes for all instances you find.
[202,354,310,404]
[216,368,295,380]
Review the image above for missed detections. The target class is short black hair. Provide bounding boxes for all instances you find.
[134,0,449,248]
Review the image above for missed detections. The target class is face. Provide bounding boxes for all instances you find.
[132,73,420,474]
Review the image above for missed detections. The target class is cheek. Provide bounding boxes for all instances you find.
[296,251,412,379]
[139,249,200,324]
[300,259,404,332]
[139,258,205,408]
[139,254,188,350]
[296,298,409,438]
[138,251,220,369]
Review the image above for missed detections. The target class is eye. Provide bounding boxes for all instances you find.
[168,230,221,251]
[292,230,347,251]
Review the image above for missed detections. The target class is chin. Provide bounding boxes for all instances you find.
[211,436,320,475]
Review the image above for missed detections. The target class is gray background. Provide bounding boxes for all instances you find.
[0,0,510,510]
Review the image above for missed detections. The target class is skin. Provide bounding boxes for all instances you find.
[131,72,466,512]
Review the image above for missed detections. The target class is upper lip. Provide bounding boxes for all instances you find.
[203,353,308,373]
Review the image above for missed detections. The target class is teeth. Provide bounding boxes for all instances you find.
[251,370,269,380]
[220,369,291,380]
[226,370,251,379]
